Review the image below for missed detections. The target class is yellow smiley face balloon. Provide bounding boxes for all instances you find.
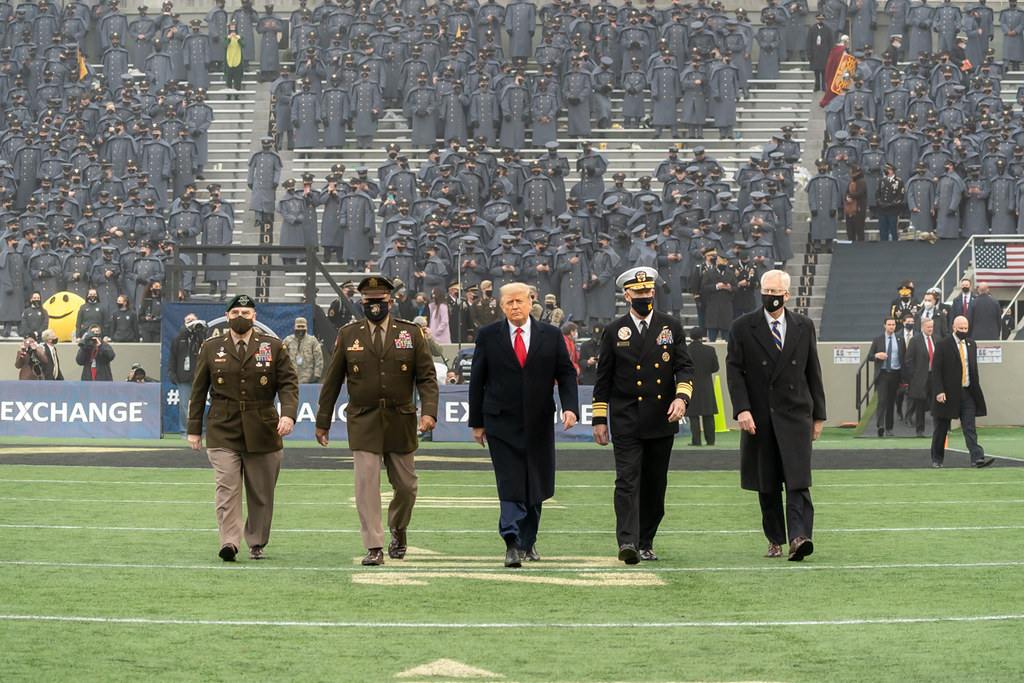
[43,291,86,342]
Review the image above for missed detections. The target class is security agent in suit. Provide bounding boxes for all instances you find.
[869,317,907,437]
[930,315,995,468]
[468,282,580,568]
[904,317,936,438]
[315,275,439,566]
[188,295,300,562]
[726,269,826,561]
[592,266,694,564]
[685,327,719,447]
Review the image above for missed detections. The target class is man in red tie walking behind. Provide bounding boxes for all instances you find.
[468,282,580,567]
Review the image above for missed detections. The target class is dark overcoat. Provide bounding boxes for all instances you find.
[686,339,720,417]
[931,335,987,420]
[726,308,826,492]
[903,333,932,401]
[468,318,580,504]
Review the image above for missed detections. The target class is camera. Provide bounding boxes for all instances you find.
[78,331,97,347]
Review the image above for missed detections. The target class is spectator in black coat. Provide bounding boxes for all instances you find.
[970,283,1004,340]
[686,328,720,446]
[76,326,116,381]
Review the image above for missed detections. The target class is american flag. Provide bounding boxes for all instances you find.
[974,243,1024,287]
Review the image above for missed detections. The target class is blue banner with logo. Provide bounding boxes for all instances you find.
[0,380,162,439]
[160,302,313,433]
[174,384,599,442]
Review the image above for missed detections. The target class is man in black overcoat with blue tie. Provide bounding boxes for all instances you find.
[726,269,826,561]
[592,266,694,564]
[469,282,580,568]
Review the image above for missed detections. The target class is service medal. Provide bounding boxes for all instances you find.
[662,351,670,361]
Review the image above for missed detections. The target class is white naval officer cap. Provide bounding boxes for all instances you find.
[615,266,658,291]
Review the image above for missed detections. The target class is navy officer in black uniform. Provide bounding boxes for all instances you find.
[592,266,694,564]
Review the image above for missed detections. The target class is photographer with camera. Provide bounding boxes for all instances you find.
[168,313,206,437]
[75,325,116,381]
[14,332,46,380]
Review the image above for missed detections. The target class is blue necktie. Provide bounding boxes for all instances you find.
[771,320,782,353]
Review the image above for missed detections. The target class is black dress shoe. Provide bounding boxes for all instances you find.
[877,428,884,437]
[388,528,407,559]
[971,457,995,468]
[788,536,813,561]
[504,546,522,568]
[520,545,540,561]
[362,548,385,566]
[219,545,237,562]
[618,544,640,565]
[884,430,894,437]
[931,462,943,468]
[639,549,658,561]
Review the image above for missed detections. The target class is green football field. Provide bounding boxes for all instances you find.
[2,452,1024,682]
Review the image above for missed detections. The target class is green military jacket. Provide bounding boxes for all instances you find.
[188,329,300,453]
[316,316,439,453]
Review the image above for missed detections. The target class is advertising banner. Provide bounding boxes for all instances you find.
[0,380,162,439]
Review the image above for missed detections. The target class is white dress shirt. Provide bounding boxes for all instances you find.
[765,309,786,347]
[509,319,531,352]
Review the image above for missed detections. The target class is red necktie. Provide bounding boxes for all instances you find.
[514,327,527,367]
[926,336,933,370]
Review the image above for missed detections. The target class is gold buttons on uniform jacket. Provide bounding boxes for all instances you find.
[636,365,641,369]
[637,380,642,386]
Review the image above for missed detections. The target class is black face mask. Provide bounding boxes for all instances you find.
[31,300,40,307]
[229,316,254,334]
[294,329,306,338]
[87,296,98,303]
[629,296,653,317]
[762,293,785,313]
[362,299,390,323]
[962,286,971,293]
[152,290,162,298]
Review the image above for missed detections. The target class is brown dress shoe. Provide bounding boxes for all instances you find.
[249,546,265,560]
[764,543,783,558]
[388,528,407,559]
[788,537,814,561]
[362,548,385,566]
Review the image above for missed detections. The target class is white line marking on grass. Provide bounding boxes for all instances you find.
[2,560,1023,573]
[0,479,1019,489]
[1,614,1023,629]
[5,496,1024,508]
[4,524,1024,535]
[947,448,1024,463]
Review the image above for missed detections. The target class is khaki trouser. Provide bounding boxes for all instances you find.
[207,447,283,551]
[352,450,417,549]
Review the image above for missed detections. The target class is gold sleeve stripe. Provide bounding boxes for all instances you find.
[676,382,693,397]
[592,402,608,418]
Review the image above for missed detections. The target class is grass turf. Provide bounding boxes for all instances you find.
[2,464,1023,681]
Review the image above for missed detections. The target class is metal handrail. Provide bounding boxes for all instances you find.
[854,355,875,422]
[930,235,975,301]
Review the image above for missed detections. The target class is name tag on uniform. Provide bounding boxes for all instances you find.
[395,330,414,349]
[616,341,630,347]
[256,342,272,363]
[656,328,673,345]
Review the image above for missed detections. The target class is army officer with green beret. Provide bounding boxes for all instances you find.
[316,275,440,566]
[188,294,300,562]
